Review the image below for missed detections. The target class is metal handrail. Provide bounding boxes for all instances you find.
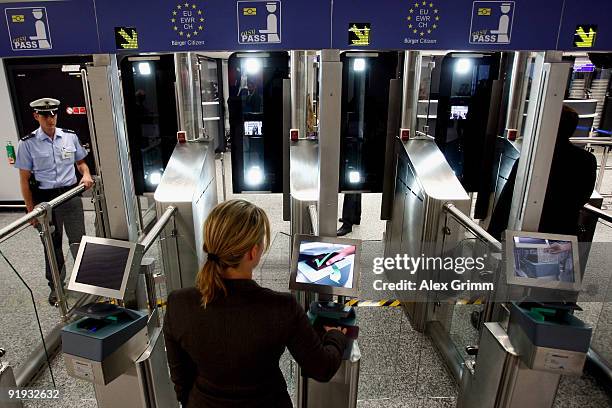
[0,183,87,241]
[583,204,612,223]
[570,137,612,146]
[0,181,90,320]
[139,205,177,253]
[443,203,503,252]
[570,136,612,145]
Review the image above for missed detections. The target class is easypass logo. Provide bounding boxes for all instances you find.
[5,7,52,51]
[469,1,514,44]
[237,0,281,44]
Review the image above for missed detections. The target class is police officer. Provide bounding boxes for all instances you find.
[14,98,93,306]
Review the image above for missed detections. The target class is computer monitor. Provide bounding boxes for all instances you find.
[289,234,361,297]
[68,236,142,299]
[450,105,468,120]
[504,230,581,292]
[244,120,263,136]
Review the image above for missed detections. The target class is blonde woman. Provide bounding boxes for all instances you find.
[163,199,348,407]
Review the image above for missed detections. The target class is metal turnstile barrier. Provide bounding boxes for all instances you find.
[154,141,218,293]
[383,137,470,332]
[304,358,360,408]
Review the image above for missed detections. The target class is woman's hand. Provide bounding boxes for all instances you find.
[323,325,347,335]
[325,246,356,266]
[545,242,572,254]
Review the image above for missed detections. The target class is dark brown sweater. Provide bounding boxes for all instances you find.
[162,280,348,407]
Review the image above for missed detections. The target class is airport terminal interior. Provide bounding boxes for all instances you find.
[1,2,612,408]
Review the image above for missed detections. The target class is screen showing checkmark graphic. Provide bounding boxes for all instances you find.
[296,242,356,289]
[314,252,333,268]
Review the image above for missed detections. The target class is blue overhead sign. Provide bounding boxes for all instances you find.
[0,1,99,56]
[93,0,330,53]
[0,0,610,57]
[331,0,564,50]
[558,1,611,51]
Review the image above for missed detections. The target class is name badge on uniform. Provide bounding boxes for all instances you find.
[62,146,75,160]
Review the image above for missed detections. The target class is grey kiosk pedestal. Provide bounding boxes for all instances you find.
[300,300,361,408]
[61,236,177,408]
[62,307,150,407]
[290,235,362,408]
[458,231,593,408]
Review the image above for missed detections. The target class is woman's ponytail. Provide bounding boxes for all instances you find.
[195,199,270,307]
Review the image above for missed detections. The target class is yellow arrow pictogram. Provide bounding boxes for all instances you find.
[575,27,596,48]
[348,24,370,46]
[119,28,138,49]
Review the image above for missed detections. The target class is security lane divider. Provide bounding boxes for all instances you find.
[456,298,484,305]
[342,298,486,307]
[345,299,402,307]
[149,297,485,308]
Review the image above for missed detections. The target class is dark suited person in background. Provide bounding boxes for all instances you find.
[488,105,596,239]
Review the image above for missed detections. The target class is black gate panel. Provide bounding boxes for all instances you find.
[339,52,399,193]
[228,52,289,193]
[434,52,501,193]
[120,55,178,194]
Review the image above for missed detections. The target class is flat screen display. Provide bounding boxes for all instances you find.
[295,241,356,289]
[244,121,263,136]
[75,243,131,290]
[450,105,468,120]
[512,237,575,283]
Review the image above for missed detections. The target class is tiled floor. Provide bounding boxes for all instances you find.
[0,154,610,407]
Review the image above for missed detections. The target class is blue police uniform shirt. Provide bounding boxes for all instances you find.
[14,127,88,190]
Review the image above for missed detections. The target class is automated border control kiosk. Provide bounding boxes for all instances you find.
[458,231,592,408]
[289,235,362,408]
[61,236,177,408]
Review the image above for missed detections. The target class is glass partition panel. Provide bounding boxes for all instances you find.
[437,212,502,365]
[55,194,98,303]
[0,221,55,376]
[579,214,612,368]
[198,56,224,151]
[416,53,440,135]
[0,195,97,402]
[140,231,171,323]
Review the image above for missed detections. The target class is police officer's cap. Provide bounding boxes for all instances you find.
[30,98,60,116]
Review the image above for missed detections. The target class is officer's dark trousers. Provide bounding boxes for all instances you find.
[340,193,362,226]
[34,192,86,289]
